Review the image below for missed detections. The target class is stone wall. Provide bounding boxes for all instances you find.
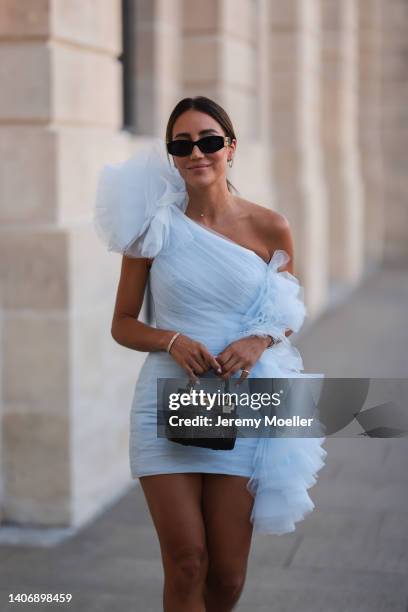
[381,0,408,261]
[321,0,364,290]
[0,0,133,527]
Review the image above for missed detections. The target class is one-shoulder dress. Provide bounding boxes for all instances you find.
[93,138,327,535]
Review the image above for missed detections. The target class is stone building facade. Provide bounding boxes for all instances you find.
[0,0,407,533]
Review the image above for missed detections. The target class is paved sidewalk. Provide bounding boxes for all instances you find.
[1,261,407,611]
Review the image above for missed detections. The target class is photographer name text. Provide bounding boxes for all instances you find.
[168,415,315,429]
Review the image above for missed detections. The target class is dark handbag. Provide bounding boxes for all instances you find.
[165,377,237,450]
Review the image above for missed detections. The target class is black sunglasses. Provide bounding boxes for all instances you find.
[166,135,232,157]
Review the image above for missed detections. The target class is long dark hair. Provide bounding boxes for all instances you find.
[165,96,239,195]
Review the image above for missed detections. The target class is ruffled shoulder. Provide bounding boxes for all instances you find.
[267,249,306,335]
[268,248,290,272]
[93,138,187,258]
[239,248,306,345]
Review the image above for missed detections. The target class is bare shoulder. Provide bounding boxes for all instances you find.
[238,198,290,239]
[237,197,287,227]
[237,197,294,269]
[257,206,289,238]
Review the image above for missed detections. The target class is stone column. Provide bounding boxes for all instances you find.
[358,0,385,268]
[321,0,365,289]
[0,0,135,529]
[182,0,273,204]
[380,0,408,262]
[268,0,329,316]
[133,0,183,137]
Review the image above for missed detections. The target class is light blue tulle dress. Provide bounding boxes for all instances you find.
[93,139,327,535]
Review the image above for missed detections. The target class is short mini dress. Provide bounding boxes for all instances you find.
[93,138,327,535]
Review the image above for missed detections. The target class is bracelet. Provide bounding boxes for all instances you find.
[167,332,181,354]
[265,335,283,348]
[250,333,276,349]
[263,334,275,348]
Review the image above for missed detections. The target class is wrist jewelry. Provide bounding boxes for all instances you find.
[167,332,181,354]
[250,333,275,348]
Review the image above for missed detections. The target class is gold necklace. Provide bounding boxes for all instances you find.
[193,195,234,218]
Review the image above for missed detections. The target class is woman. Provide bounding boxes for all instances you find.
[94,96,327,612]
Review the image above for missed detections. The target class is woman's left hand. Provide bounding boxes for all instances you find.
[215,335,270,384]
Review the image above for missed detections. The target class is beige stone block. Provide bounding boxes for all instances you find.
[52,43,122,127]
[0,0,121,53]
[3,314,69,409]
[322,28,343,53]
[134,0,154,24]
[0,127,57,224]
[271,149,303,184]
[322,86,343,111]
[133,88,156,134]
[320,0,342,29]
[73,374,135,447]
[297,32,321,77]
[182,83,220,104]
[69,226,122,311]
[229,140,274,205]
[381,27,408,52]
[105,336,149,391]
[381,54,408,80]
[0,230,68,310]
[0,42,50,120]
[268,0,299,29]
[55,127,131,222]
[343,0,358,31]
[157,25,182,86]
[220,86,257,140]
[299,0,321,35]
[50,0,121,54]
[2,412,70,525]
[358,0,382,29]
[133,27,155,78]
[270,72,299,105]
[270,32,301,72]
[136,0,182,126]
[222,38,256,90]
[183,36,219,82]
[71,427,130,527]
[157,87,183,136]
[0,40,121,125]
[71,373,137,525]
[222,0,255,43]
[270,110,299,147]
[183,0,218,31]
[71,309,112,404]
[271,182,305,217]
[72,380,129,447]
[0,0,49,37]
[158,0,183,28]
[70,227,151,390]
[382,0,408,30]
[321,31,350,63]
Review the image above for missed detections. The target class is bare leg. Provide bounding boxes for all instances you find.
[202,474,254,612]
[139,473,208,612]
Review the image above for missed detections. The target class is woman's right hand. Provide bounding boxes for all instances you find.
[168,334,222,383]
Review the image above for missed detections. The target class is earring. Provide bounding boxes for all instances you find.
[228,158,233,168]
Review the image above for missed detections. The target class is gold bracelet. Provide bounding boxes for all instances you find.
[167,332,181,354]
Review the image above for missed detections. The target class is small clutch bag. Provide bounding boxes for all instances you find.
[165,377,237,450]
